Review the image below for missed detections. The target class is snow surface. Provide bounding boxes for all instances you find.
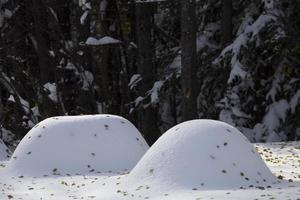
[1,118,300,200]
[128,74,142,90]
[43,82,58,103]
[81,70,93,91]
[150,81,164,105]
[80,10,89,25]
[128,120,277,190]
[4,115,149,176]
[255,142,300,181]
[0,139,10,161]
[85,36,121,46]
[290,90,300,114]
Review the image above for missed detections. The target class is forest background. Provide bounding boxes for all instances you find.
[0,0,300,149]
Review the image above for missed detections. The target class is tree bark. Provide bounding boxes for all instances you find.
[29,0,57,117]
[181,0,198,121]
[221,0,233,46]
[30,0,54,84]
[136,3,160,145]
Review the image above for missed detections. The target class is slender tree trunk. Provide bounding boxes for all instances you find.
[136,3,160,145]
[90,0,111,113]
[181,0,198,121]
[0,71,25,139]
[29,0,57,117]
[221,0,233,45]
[30,0,54,84]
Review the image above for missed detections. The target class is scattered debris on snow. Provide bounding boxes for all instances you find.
[1,118,300,200]
[4,115,149,176]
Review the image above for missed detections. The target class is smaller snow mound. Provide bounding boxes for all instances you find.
[129,120,278,190]
[6,115,149,176]
[0,139,11,161]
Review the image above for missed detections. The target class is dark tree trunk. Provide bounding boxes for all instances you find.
[30,0,54,84]
[29,0,57,117]
[136,3,160,145]
[91,0,122,114]
[221,0,233,45]
[181,0,198,121]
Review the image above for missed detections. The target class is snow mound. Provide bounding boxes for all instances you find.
[129,120,278,190]
[0,139,10,161]
[6,115,149,176]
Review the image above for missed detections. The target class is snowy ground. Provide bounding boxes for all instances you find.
[1,116,300,200]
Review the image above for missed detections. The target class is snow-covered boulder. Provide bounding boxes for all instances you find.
[129,120,278,190]
[0,139,10,161]
[6,115,149,176]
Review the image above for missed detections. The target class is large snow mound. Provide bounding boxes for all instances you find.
[0,139,10,161]
[129,120,278,190]
[5,115,149,176]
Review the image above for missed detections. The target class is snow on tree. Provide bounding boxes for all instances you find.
[0,138,11,161]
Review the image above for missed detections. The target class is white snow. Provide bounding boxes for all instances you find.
[0,128,14,146]
[81,70,93,91]
[1,118,300,200]
[48,7,58,21]
[128,74,142,90]
[134,96,145,107]
[0,139,10,161]
[150,81,164,105]
[31,106,40,117]
[20,97,30,114]
[255,142,300,181]
[252,99,290,142]
[43,82,58,103]
[85,36,121,46]
[263,0,275,10]
[216,14,277,83]
[4,9,12,18]
[219,109,235,125]
[4,115,149,176]
[196,35,218,51]
[128,120,277,190]
[7,95,30,114]
[7,95,15,102]
[263,99,289,141]
[80,10,89,25]
[169,54,181,70]
[48,50,55,57]
[228,60,247,83]
[65,62,76,70]
[266,73,283,102]
[84,2,91,10]
[290,90,300,114]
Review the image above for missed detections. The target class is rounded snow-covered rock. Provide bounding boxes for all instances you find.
[6,115,149,176]
[0,139,10,161]
[129,120,277,190]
